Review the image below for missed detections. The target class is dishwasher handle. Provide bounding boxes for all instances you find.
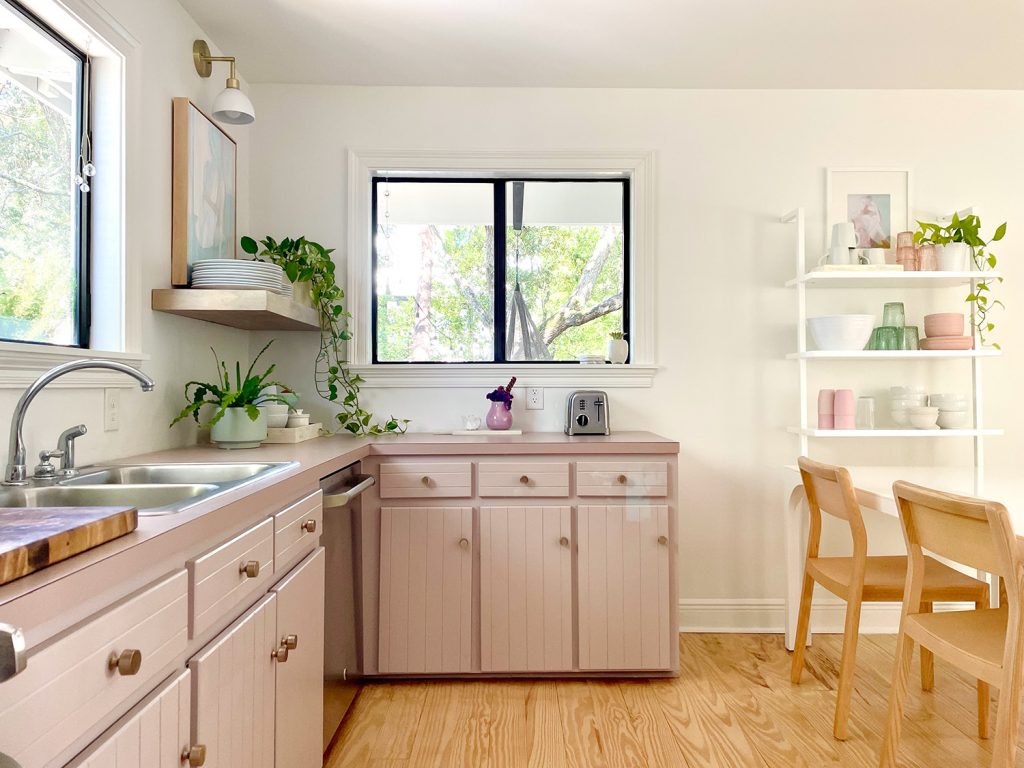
[322,474,375,509]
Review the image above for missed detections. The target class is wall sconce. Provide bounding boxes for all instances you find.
[192,39,255,125]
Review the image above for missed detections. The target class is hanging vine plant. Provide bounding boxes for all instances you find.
[240,234,409,435]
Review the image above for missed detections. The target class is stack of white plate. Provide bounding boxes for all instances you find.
[191,259,286,292]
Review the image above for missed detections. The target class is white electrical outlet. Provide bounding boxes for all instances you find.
[104,388,120,431]
[526,386,544,410]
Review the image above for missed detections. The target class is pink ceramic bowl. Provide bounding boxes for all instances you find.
[923,313,965,338]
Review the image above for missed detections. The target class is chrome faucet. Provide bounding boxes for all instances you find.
[3,360,155,486]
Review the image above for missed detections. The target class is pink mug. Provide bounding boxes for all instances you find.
[834,389,856,429]
[818,389,836,430]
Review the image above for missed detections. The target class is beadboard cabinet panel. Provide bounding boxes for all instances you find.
[378,506,473,674]
[577,505,672,671]
[480,506,573,672]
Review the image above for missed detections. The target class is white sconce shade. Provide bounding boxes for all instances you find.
[213,86,255,125]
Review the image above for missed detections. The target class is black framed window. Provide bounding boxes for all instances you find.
[372,177,629,364]
[0,0,90,347]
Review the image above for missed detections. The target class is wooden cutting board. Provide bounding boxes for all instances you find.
[0,506,138,586]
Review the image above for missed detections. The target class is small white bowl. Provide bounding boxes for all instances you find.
[937,410,969,429]
[891,408,910,427]
[258,403,290,428]
[908,406,939,429]
[890,385,927,398]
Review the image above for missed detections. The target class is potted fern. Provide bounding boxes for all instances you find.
[171,340,291,449]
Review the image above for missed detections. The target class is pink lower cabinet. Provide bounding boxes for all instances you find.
[189,593,278,768]
[577,505,672,671]
[378,506,473,674]
[66,670,193,768]
[270,548,326,768]
[479,506,573,672]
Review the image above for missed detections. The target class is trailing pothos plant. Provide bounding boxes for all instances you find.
[170,339,289,427]
[915,213,1007,349]
[240,234,409,435]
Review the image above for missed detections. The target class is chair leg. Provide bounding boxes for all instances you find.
[879,628,916,768]
[919,602,934,692]
[790,570,815,684]
[833,594,863,740]
[990,674,1021,768]
[975,599,991,739]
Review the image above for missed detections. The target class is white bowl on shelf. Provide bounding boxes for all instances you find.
[937,410,969,429]
[807,315,876,351]
[891,408,911,427]
[908,406,940,429]
[929,393,969,409]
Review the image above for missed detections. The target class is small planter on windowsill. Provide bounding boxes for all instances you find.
[607,332,629,364]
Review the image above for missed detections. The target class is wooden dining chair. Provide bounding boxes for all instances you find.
[880,481,1024,768]
[790,458,990,741]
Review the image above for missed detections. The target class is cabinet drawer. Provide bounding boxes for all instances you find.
[478,461,569,498]
[0,570,188,768]
[189,517,274,638]
[379,462,472,499]
[576,461,669,497]
[274,490,323,572]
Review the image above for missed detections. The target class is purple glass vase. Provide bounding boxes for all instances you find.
[485,401,513,430]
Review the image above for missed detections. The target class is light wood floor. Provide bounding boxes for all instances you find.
[325,633,1024,767]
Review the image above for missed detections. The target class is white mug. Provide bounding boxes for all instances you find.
[831,222,857,249]
[826,244,853,265]
[863,248,886,265]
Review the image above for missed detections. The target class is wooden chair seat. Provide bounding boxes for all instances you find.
[905,607,1007,686]
[807,555,989,602]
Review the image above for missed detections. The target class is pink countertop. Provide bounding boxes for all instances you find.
[0,431,676,638]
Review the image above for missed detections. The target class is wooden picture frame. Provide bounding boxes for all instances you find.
[171,97,237,286]
[825,167,911,258]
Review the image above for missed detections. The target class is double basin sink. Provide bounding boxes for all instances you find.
[0,462,297,516]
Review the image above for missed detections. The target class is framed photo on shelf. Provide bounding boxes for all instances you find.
[825,168,911,254]
[171,97,237,286]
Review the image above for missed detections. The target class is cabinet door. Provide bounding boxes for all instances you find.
[480,506,573,672]
[378,506,473,674]
[189,594,277,768]
[271,548,325,768]
[578,505,671,671]
[66,670,191,768]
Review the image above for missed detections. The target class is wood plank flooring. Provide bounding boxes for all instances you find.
[325,633,1024,767]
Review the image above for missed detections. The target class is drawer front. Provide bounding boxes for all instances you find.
[378,461,472,499]
[478,461,570,498]
[274,490,323,572]
[0,570,188,768]
[189,517,274,638]
[576,461,669,497]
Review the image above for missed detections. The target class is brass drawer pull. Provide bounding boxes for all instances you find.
[559,536,570,547]
[458,537,470,550]
[519,475,530,485]
[617,474,628,485]
[282,634,298,650]
[420,476,431,486]
[181,744,207,766]
[108,648,142,676]
[657,535,669,545]
[239,560,260,578]
[272,644,290,662]
[301,519,317,533]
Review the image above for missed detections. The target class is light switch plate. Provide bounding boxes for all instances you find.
[526,387,543,410]
[104,388,120,431]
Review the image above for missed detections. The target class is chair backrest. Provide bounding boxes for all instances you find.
[797,456,867,558]
[892,481,1018,592]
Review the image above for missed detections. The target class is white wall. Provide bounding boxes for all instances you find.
[0,0,251,470]
[248,86,1023,624]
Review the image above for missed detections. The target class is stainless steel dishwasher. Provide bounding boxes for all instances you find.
[320,463,375,752]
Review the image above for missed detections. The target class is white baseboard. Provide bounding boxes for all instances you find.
[678,598,973,634]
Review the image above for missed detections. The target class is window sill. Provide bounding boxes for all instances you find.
[347,363,658,388]
[0,342,149,389]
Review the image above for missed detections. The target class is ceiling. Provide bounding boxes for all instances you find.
[178,0,1024,89]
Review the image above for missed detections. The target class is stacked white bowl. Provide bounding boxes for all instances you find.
[929,393,970,429]
[890,385,927,427]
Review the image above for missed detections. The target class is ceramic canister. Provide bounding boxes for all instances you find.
[834,389,856,429]
[818,389,836,430]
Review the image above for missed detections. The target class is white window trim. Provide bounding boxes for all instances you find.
[1,0,144,389]
[345,148,658,388]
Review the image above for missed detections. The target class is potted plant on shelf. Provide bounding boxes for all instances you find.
[914,213,1007,348]
[607,331,628,364]
[170,339,291,449]
[240,234,409,436]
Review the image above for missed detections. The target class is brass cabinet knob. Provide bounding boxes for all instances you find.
[282,634,298,650]
[272,645,290,662]
[239,560,260,578]
[108,648,142,676]
[420,476,431,486]
[559,536,570,547]
[301,519,317,533]
[657,535,669,545]
[458,537,470,550]
[181,744,207,766]
[519,475,530,485]
[617,474,628,485]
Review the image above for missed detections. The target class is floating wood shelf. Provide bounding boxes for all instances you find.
[152,288,320,331]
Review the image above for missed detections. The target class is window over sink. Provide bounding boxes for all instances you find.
[371,177,629,364]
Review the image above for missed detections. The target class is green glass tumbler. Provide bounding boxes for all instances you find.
[882,302,906,329]
[899,325,920,351]
[876,326,900,351]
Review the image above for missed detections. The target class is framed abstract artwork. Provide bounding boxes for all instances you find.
[825,168,911,254]
[171,97,237,285]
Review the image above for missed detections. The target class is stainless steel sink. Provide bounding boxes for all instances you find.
[0,461,297,516]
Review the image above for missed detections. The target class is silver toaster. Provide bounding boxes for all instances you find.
[565,390,611,436]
